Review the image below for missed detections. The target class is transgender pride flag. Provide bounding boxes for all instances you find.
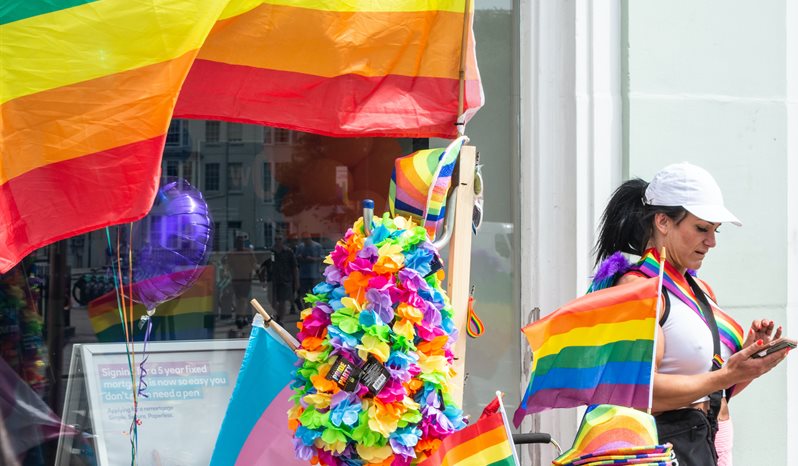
[210,315,303,465]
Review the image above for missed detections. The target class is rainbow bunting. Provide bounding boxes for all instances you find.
[87,266,215,342]
[418,406,517,466]
[0,1,483,273]
[513,279,659,427]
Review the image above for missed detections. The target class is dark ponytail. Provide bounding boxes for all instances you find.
[594,178,687,266]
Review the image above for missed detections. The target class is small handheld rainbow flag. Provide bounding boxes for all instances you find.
[389,137,467,240]
[513,279,660,427]
[419,392,518,466]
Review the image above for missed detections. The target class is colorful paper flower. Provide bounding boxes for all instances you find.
[290,215,465,464]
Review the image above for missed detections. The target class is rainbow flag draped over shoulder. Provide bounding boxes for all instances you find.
[0,0,483,274]
[513,279,659,427]
[635,248,744,355]
[210,314,303,466]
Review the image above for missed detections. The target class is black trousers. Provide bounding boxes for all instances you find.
[656,408,717,466]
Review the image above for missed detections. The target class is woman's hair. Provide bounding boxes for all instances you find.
[594,178,687,265]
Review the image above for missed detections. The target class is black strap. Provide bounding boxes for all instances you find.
[684,273,723,427]
[659,292,671,326]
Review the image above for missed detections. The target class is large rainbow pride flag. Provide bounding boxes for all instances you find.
[513,279,659,427]
[0,0,483,273]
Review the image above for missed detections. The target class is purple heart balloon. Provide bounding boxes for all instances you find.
[130,179,213,312]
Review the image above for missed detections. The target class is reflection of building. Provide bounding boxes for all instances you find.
[191,121,290,253]
[69,122,288,269]
[68,120,413,270]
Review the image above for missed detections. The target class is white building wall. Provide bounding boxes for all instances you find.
[520,1,795,465]
[625,2,795,465]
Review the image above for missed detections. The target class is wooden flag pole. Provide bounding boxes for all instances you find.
[447,145,477,405]
[249,298,299,353]
[456,0,474,119]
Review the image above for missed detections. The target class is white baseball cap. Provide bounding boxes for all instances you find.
[644,162,742,226]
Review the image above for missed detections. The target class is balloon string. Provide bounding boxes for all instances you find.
[138,318,153,399]
[105,227,138,466]
[117,228,139,466]
[128,223,140,459]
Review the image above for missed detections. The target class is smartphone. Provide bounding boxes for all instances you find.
[751,338,797,359]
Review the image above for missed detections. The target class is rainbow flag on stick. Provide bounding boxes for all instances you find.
[513,279,660,427]
[419,392,518,466]
[0,0,483,274]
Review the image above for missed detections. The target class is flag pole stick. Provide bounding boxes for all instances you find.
[456,0,473,126]
[496,391,522,466]
[249,299,299,353]
[648,247,667,415]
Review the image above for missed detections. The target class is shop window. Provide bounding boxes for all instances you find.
[263,127,274,145]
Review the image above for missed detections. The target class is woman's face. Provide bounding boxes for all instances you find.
[654,212,720,272]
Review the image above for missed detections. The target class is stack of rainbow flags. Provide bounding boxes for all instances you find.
[553,405,674,466]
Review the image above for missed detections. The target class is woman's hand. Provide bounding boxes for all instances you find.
[742,319,781,348]
[722,339,790,386]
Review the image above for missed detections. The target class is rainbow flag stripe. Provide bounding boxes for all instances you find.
[418,411,515,466]
[712,306,744,354]
[174,1,483,138]
[513,279,659,427]
[0,0,483,273]
[389,137,466,239]
[87,266,215,342]
[635,249,743,353]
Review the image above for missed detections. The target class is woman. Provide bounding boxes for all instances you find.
[591,162,790,466]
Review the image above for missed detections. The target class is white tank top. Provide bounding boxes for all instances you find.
[658,290,715,403]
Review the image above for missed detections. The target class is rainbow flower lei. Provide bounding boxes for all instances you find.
[289,214,466,465]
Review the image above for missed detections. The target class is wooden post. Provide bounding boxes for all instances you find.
[447,145,476,405]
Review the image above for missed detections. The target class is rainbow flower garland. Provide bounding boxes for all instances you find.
[289,214,466,465]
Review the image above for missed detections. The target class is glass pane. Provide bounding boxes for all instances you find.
[4,4,520,462]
